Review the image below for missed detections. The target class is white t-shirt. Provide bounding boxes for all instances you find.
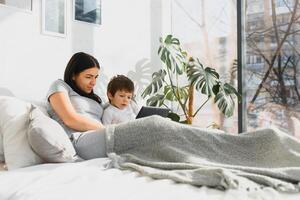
[102,104,136,125]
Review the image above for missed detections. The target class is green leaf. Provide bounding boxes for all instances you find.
[214,83,239,117]
[212,84,220,95]
[187,59,219,97]
[223,83,242,102]
[163,85,189,102]
[167,112,180,122]
[141,69,167,98]
[164,85,175,101]
[159,35,187,75]
[146,94,166,107]
[165,35,173,44]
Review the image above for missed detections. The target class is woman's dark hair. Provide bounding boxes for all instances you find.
[64,52,102,104]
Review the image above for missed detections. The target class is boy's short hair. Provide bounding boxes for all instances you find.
[107,75,134,96]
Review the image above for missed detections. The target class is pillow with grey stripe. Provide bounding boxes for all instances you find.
[27,105,78,163]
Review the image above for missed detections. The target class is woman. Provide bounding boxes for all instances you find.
[47,52,106,159]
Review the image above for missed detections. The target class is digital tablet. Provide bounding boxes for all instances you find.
[136,106,170,119]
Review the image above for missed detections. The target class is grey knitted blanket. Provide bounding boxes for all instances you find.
[105,116,300,192]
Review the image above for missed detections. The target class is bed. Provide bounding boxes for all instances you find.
[0,88,300,200]
[0,158,299,200]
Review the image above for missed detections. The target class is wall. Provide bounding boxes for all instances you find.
[0,0,171,102]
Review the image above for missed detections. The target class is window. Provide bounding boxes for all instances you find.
[276,0,291,7]
[172,0,238,133]
[256,56,262,63]
[245,0,300,138]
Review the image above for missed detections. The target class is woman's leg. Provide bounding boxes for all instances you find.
[71,128,107,160]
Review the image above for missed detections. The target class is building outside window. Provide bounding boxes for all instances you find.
[245,0,300,139]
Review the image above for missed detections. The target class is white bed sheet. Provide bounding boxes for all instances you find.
[0,158,299,200]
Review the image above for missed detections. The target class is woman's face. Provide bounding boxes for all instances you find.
[73,67,99,94]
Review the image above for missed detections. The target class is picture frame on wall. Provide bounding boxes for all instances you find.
[42,0,67,38]
[0,0,33,12]
[73,0,101,26]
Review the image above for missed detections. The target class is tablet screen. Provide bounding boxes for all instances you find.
[136,106,169,119]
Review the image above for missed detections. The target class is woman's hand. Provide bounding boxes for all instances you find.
[49,92,104,132]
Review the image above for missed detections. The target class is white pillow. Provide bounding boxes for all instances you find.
[27,106,78,163]
[0,96,43,170]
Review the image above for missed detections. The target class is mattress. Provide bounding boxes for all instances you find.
[0,158,299,200]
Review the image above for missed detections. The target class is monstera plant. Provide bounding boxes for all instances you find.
[142,35,240,124]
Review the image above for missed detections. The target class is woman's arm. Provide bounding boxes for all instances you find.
[49,92,104,132]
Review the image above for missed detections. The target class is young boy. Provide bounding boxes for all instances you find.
[102,75,138,125]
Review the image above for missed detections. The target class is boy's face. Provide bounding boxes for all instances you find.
[108,90,133,110]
